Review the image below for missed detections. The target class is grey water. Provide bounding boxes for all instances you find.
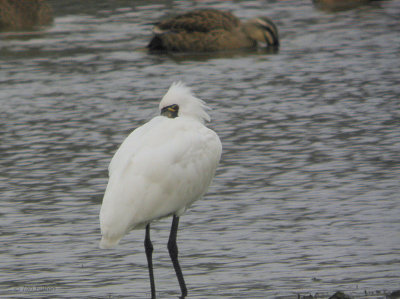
[1,0,399,298]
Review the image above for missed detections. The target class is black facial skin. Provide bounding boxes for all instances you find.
[161,104,179,118]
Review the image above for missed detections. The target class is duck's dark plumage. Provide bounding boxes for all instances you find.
[0,0,52,31]
[148,9,279,52]
[155,9,240,33]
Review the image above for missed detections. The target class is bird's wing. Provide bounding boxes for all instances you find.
[107,117,161,176]
[150,29,253,52]
[100,116,221,245]
[154,9,240,33]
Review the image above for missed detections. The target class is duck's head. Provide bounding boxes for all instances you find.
[244,17,279,48]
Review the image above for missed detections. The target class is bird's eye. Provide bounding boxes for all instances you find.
[161,104,179,118]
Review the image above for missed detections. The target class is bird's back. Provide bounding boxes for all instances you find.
[99,116,221,248]
[153,9,240,34]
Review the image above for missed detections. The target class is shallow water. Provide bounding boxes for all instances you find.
[1,0,399,298]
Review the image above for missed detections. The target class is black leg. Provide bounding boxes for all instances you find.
[168,215,188,298]
[145,224,156,299]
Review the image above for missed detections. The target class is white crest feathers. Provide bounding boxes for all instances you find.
[159,81,211,123]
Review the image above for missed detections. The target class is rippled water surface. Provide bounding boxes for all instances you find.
[1,0,399,298]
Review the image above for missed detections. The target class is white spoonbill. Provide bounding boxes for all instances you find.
[99,82,222,298]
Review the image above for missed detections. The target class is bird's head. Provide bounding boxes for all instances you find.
[159,82,211,123]
[243,17,279,48]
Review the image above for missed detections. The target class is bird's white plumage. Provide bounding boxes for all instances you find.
[99,82,221,249]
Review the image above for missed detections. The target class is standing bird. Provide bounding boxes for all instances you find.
[99,82,222,298]
[147,9,279,52]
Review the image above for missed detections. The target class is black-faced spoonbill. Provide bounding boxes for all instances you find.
[99,82,222,298]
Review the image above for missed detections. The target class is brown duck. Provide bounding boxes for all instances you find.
[147,9,279,52]
[0,0,52,31]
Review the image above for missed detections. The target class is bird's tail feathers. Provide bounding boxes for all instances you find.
[99,236,121,249]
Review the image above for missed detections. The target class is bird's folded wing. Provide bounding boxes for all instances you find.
[100,116,221,237]
[154,9,240,33]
